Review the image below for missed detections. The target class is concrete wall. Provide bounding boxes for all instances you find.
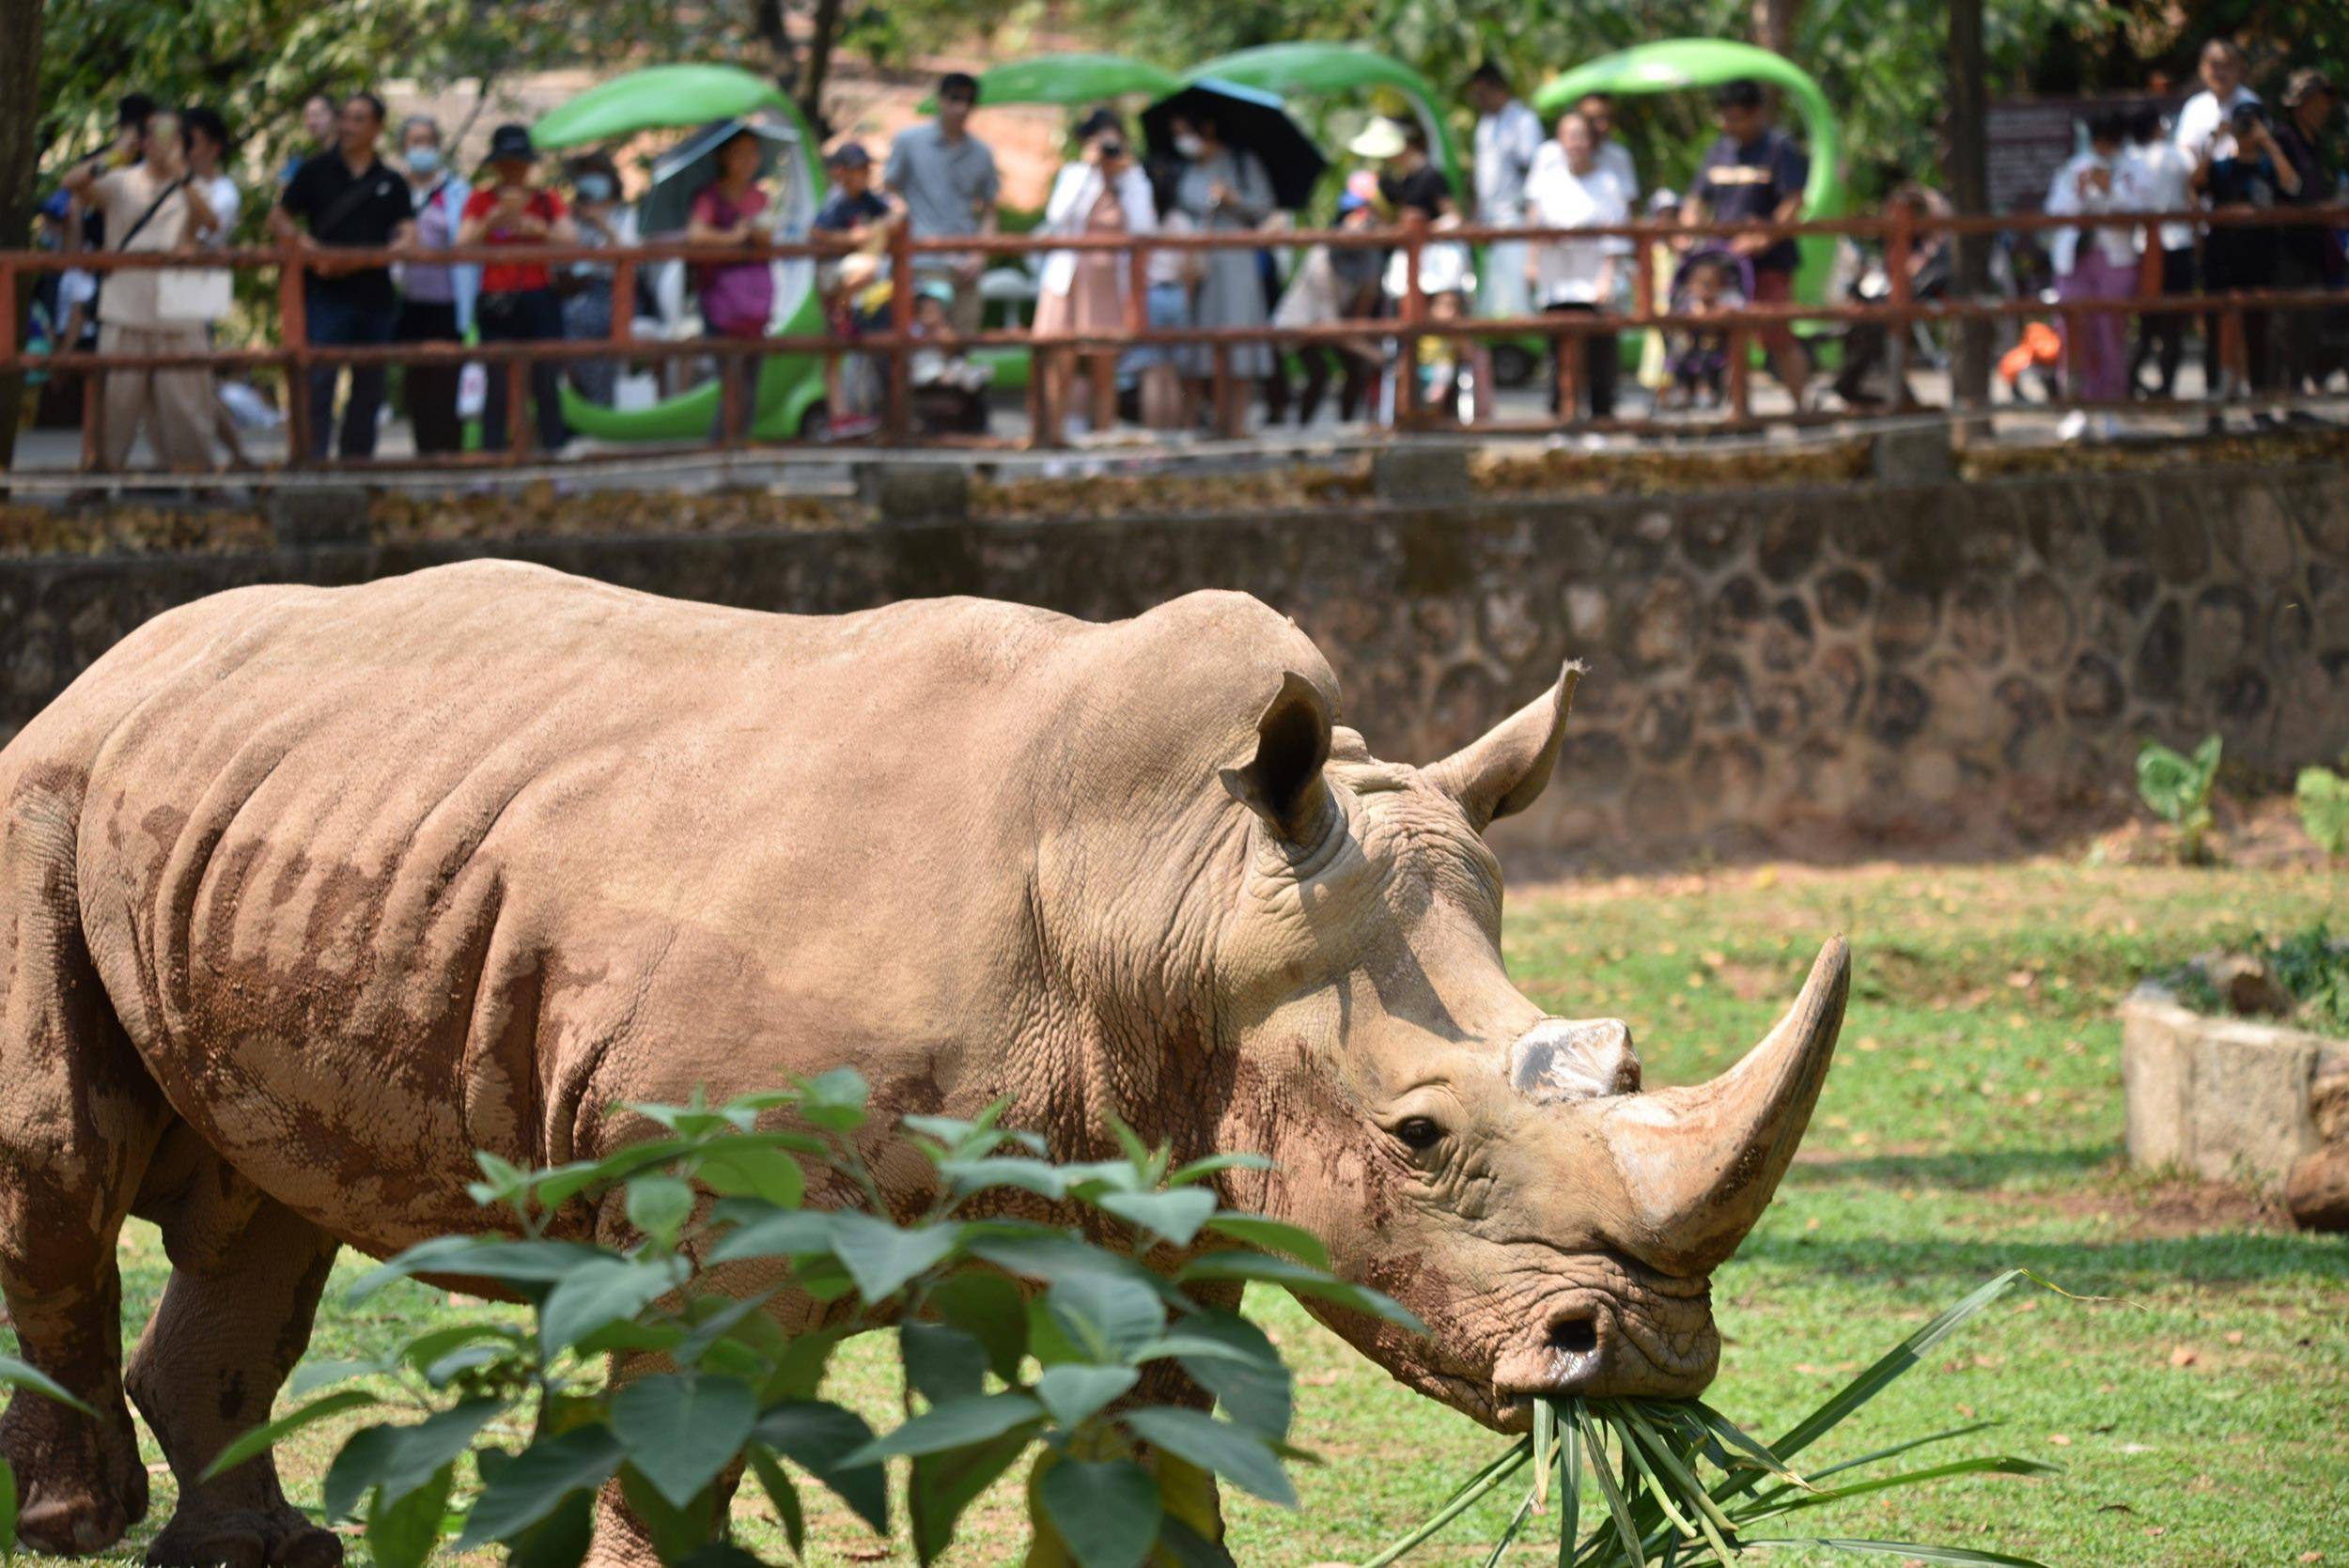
[6,458,2346,864]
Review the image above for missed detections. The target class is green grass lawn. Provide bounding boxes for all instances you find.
[13,859,2348,1566]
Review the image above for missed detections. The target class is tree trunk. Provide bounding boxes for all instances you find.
[1750,0,1800,56]
[1945,0,1993,410]
[752,0,797,91]
[0,0,46,474]
[797,0,845,139]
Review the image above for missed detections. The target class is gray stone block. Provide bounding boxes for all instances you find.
[268,487,371,548]
[1869,425,1953,485]
[860,463,970,528]
[2120,987,2345,1187]
[1372,443,1470,505]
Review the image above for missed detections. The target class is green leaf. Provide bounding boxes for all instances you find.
[618,1466,712,1563]
[2297,767,2349,856]
[366,1461,454,1568]
[608,1375,757,1509]
[1198,1216,1330,1268]
[763,1330,848,1405]
[699,1145,806,1209]
[1094,1188,1219,1250]
[372,1400,506,1508]
[346,1236,613,1304]
[1038,1459,1161,1568]
[506,1487,596,1568]
[284,1357,393,1400]
[1174,1251,1423,1330]
[0,1357,95,1416]
[901,1322,988,1405]
[796,1067,870,1130]
[201,1388,379,1482]
[930,1270,1030,1382]
[1162,1313,1290,1442]
[1766,1271,2026,1467]
[1034,1365,1139,1428]
[1737,1541,2051,1565]
[938,1157,1069,1203]
[457,1425,623,1547]
[1164,1152,1273,1188]
[967,1231,1167,1290]
[1574,1407,1644,1568]
[847,1391,1046,1462]
[910,1432,1031,1566]
[625,1174,696,1245]
[1746,1455,2063,1519]
[1558,1405,1579,1568]
[397,1325,523,1380]
[1120,1409,1295,1508]
[754,1402,889,1533]
[323,1425,399,1522]
[0,1456,18,1558]
[745,1445,807,1559]
[706,1208,833,1265]
[826,1212,960,1303]
[1044,1274,1166,1365]
[539,1257,677,1358]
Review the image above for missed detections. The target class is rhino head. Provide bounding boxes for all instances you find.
[1201,661,1847,1431]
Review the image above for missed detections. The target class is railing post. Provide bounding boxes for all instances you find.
[1397,211,1427,431]
[1885,204,1913,403]
[2138,218,2161,300]
[80,345,102,472]
[884,222,914,445]
[1728,325,1751,421]
[507,355,532,457]
[279,241,312,468]
[1212,343,1236,439]
[611,256,636,345]
[1631,220,1655,323]
[1125,239,1147,336]
[0,257,17,364]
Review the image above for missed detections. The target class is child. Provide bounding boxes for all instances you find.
[1670,256,1736,409]
[908,280,990,394]
[1417,287,1472,421]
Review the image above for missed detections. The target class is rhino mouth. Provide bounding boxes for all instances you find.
[1486,1281,1720,1428]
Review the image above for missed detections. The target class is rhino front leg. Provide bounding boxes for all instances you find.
[125,1160,343,1568]
[0,793,166,1555]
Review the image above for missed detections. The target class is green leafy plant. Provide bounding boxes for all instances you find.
[2136,736,2222,864]
[2262,924,2349,1037]
[210,1070,1410,1568]
[1361,1270,2059,1567]
[2297,767,2349,859]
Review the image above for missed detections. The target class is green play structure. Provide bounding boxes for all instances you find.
[534,64,831,442]
[1533,39,1846,302]
[1189,43,1466,205]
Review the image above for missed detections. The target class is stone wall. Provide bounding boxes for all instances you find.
[6,457,2346,864]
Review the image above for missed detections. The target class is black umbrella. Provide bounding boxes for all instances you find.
[1141,78,1329,211]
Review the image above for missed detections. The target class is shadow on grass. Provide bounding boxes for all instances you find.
[1782,1144,2121,1191]
[1737,1229,2338,1292]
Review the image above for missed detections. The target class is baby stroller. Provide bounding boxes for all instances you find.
[1660,247,1753,411]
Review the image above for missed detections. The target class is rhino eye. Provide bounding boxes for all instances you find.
[1394,1116,1445,1152]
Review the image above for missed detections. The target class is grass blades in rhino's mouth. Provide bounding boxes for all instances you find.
[1358,1268,2063,1568]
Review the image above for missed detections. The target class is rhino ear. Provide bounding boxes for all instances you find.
[1429,662,1581,831]
[1222,672,1336,847]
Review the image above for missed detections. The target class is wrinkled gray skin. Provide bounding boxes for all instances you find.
[0,564,1844,1566]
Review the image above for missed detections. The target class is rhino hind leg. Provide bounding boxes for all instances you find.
[125,1165,343,1568]
[0,778,167,1555]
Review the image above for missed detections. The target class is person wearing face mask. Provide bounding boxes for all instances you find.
[1168,112,1277,433]
[559,153,640,407]
[394,114,475,456]
[459,123,578,453]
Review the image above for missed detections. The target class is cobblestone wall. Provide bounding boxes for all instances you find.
[5,459,2344,863]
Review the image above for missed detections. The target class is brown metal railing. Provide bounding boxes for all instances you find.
[4,203,2345,472]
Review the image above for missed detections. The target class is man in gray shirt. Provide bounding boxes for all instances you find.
[885,71,1001,335]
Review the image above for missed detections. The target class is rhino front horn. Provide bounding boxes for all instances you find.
[1596,937,1850,1277]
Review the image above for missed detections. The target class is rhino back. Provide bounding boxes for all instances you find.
[61,561,1096,1246]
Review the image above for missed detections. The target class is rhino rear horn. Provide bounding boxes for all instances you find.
[1429,662,1581,831]
[1223,671,1336,847]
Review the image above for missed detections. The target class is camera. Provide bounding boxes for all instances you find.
[1097,138,1126,160]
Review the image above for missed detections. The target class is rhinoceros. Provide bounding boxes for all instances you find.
[0,562,1845,1566]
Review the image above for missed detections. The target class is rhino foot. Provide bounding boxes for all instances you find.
[144,1504,343,1568]
[1,1389,148,1556]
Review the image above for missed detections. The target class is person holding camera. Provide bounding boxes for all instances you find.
[1034,108,1156,438]
[2193,93,2301,413]
[458,123,578,453]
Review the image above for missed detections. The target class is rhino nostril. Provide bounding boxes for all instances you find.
[1548,1313,1598,1355]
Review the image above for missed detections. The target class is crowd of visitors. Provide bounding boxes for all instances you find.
[22,32,2347,468]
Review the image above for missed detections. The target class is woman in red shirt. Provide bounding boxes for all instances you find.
[688,128,776,442]
[459,123,579,452]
